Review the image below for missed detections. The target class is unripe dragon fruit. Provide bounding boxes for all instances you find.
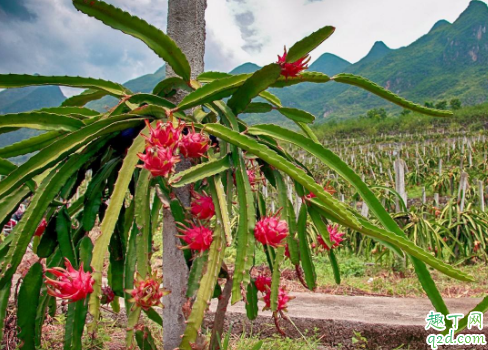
[44,258,95,302]
[276,47,310,78]
[138,145,180,178]
[101,285,115,305]
[34,218,48,237]
[254,275,271,293]
[190,192,215,220]
[263,286,293,312]
[178,224,213,252]
[179,126,210,158]
[127,272,168,311]
[143,119,182,149]
[317,225,345,251]
[254,213,289,248]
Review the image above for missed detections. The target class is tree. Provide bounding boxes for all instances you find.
[366,108,387,120]
[450,98,462,110]
[163,1,207,349]
[435,100,448,110]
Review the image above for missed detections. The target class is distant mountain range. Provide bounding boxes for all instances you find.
[1,0,488,147]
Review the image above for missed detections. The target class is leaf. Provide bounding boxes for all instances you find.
[73,0,191,81]
[135,327,157,350]
[247,124,451,315]
[245,281,259,320]
[186,253,207,298]
[270,246,285,311]
[135,169,151,278]
[37,218,58,258]
[88,133,146,332]
[277,107,315,123]
[62,89,109,107]
[243,102,274,114]
[259,90,282,107]
[329,250,341,285]
[0,131,66,159]
[445,295,488,335]
[286,26,335,62]
[208,174,233,247]
[17,262,43,349]
[297,204,316,290]
[0,115,144,199]
[56,207,77,266]
[205,123,359,229]
[169,154,232,187]
[39,106,100,117]
[153,77,192,97]
[179,227,226,349]
[143,308,163,327]
[0,280,11,344]
[178,74,251,111]
[0,74,130,96]
[332,73,453,117]
[0,158,16,175]
[227,64,282,115]
[197,71,231,83]
[0,185,30,229]
[271,72,330,88]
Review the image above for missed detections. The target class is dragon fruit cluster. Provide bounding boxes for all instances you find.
[127,272,169,311]
[44,258,95,302]
[317,225,345,251]
[138,120,210,178]
[253,275,293,312]
[254,212,289,248]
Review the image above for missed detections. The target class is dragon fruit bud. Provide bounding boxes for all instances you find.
[317,225,345,251]
[305,183,337,200]
[143,120,182,149]
[276,47,310,78]
[34,218,48,237]
[179,126,210,158]
[178,224,213,252]
[247,169,260,189]
[263,286,293,312]
[254,275,271,293]
[44,258,95,302]
[138,145,180,178]
[101,285,115,305]
[254,213,289,248]
[190,192,215,220]
[127,272,169,311]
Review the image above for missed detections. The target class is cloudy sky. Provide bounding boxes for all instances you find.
[0,0,483,96]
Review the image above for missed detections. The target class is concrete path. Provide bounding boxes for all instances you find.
[208,292,488,349]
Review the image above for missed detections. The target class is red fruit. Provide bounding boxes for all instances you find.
[138,145,180,178]
[317,225,345,251]
[44,258,95,302]
[263,286,293,312]
[34,218,47,237]
[127,272,169,311]
[276,47,310,78]
[178,224,213,252]
[284,244,290,259]
[190,192,215,220]
[179,127,210,158]
[254,213,289,248]
[143,120,182,149]
[254,275,271,293]
[101,285,115,305]
[247,169,260,189]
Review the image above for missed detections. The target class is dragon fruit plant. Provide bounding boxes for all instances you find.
[0,0,478,349]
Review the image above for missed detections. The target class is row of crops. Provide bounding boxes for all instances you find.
[254,130,488,264]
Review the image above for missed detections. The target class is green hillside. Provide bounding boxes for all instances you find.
[277,0,488,122]
[87,66,166,112]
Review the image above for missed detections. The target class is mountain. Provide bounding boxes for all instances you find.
[0,85,65,114]
[308,53,351,76]
[266,0,488,122]
[230,63,260,75]
[87,66,166,112]
[0,86,66,158]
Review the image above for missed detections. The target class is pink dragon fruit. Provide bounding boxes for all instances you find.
[317,225,345,251]
[254,213,289,248]
[178,224,213,252]
[138,145,180,178]
[179,126,210,158]
[190,192,215,220]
